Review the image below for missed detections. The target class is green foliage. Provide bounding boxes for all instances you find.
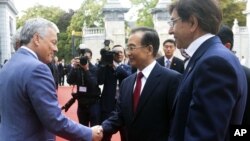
[130,0,159,27]
[67,0,105,32]
[66,0,105,62]
[220,0,246,27]
[16,0,247,62]
[17,5,65,28]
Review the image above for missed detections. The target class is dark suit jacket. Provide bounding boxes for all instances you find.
[168,36,247,141]
[47,62,59,89]
[157,56,184,74]
[102,63,181,141]
[98,64,132,120]
[242,65,250,125]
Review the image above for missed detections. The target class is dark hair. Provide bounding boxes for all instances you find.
[169,0,222,34]
[80,48,92,56]
[163,39,176,46]
[130,27,160,57]
[217,25,234,50]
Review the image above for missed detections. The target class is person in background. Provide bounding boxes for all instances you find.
[217,24,250,125]
[0,17,102,141]
[101,27,181,141]
[58,58,66,86]
[157,39,184,73]
[12,27,22,51]
[98,44,132,141]
[47,56,59,90]
[167,0,247,141]
[67,48,101,127]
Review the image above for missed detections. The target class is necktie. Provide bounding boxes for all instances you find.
[180,49,190,59]
[166,60,171,68]
[180,49,190,68]
[133,72,143,112]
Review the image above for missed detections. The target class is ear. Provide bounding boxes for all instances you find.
[224,43,232,50]
[147,45,154,55]
[189,15,199,32]
[33,33,40,46]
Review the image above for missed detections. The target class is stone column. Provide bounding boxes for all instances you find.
[152,0,183,59]
[232,19,241,59]
[0,0,18,64]
[244,0,250,67]
[102,0,129,48]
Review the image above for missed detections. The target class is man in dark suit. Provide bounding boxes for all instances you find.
[0,18,102,141]
[167,0,247,141]
[101,27,181,141]
[47,56,59,90]
[217,25,250,125]
[98,44,132,141]
[157,39,184,73]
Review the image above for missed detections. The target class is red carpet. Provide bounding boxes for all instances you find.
[56,86,121,141]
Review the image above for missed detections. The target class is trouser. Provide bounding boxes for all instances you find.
[77,101,101,127]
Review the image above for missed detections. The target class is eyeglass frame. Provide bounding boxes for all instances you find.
[168,17,181,27]
[125,45,147,52]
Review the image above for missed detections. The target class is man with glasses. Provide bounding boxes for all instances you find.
[167,0,247,141]
[157,39,184,73]
[100,27,181,141]
[98,44,131,141]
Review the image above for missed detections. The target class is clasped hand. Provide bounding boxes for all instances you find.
[91,125,103,141]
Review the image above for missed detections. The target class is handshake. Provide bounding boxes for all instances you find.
[91,125,104,141]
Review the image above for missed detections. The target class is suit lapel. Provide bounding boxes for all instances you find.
[170,57,177,69]
[159,57,165,66]
[171,36,221,113]
[133,63,161,118]
[127,73,137,119]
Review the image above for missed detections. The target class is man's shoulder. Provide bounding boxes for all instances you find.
[173,57,184,63]
[156,56,164,61]
[242,65,250,79]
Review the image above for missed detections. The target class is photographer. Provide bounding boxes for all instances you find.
[67,48,101,127]
[98,44,132,141]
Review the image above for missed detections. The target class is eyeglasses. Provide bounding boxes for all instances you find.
[168,17,181,27]
[125,45,145,52]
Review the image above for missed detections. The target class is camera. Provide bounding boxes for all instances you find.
[75,48,91,66]
[99,39,117,66]
[74,56,88,66]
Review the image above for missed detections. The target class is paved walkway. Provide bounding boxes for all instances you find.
[56,86,120,141]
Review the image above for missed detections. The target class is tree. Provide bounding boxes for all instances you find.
[67,0,105,32]
[220,0,246,27]
[66,0,105,60]
[17,5,65,28]
[57,9,75,32]
[130,0,159,27]
[129,0,246,28]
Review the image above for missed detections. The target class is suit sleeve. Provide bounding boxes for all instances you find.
[101,78,127,135]
[185,56,239,141]
[27,64,92,141]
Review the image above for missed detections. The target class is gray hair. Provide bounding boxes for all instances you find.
[20,17,59,45]
[12,27,22,50]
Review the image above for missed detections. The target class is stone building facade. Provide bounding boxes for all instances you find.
[0,0,17,65]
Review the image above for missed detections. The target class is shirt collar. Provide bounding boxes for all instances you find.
[185,33,214,58]
[113,60,123,68]
[136,60,156,79]
[20,46,38,59]
[164,56,173,62]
